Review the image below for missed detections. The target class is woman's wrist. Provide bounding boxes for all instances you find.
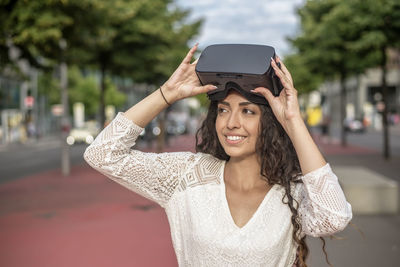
[159,86,172,106]
[283,115,307,139]
[161,83,179,104]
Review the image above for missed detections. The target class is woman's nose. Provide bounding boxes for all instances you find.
[227,111,241,129]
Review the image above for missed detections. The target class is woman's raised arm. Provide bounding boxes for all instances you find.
[251,57,326,175]
[124,43,216,127]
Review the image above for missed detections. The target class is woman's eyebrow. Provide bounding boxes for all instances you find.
[219,101,253,106]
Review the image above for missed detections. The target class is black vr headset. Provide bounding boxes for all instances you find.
[195,44,283,105]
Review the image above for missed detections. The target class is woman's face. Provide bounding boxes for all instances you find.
[215,91,261,160]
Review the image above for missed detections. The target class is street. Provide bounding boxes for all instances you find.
[329,125,400,157]
[0,136,87,183]
[1,125,399,184]
[0,128,399,267]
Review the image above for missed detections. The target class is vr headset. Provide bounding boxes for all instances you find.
[195,44,283,105]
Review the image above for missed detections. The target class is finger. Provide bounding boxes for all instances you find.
[271,58,286,80]
[271,59,292,88]
[284,86,298,97]
[193,84,217,95]
[182,43,199,65]
[275,56,293,83]
[271,58,285,79]
[251,87,274,104]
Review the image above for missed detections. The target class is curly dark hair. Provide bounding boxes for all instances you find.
[195,100,331,267]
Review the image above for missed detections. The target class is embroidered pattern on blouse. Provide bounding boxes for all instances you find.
[298,164,353,237]
[177,154,221,193]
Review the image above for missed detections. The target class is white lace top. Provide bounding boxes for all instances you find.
[84,112,352,267]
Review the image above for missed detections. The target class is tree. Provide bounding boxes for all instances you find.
[1,0,203,143]
[290,0,400,158]
[346,0,400,159]
[78,0,203,127]
[284,53,323,95]
[291,0,371,146]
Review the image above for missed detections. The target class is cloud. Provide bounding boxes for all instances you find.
[175,0,304,56]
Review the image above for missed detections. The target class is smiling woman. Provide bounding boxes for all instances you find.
[84,44,352,267]
[215,92,261,160]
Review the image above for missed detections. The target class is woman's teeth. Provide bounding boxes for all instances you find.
[226,136,245,141]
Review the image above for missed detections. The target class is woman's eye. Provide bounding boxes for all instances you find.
[217,107,227,114]
[243,109,255,114]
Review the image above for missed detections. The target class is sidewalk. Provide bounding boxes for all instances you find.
[308,133,400,267]
[0,133,399,267]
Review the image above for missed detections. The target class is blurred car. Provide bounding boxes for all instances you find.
[139,120,159,142]
[344,118,366,133]
[67,122,99,145]
[166,120,186,136]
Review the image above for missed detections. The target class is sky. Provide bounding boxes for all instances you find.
[175,0,305,56]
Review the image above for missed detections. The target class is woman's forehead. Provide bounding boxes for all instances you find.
[219,91,260,107]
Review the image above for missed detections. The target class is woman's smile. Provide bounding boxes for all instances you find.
[225,134,247,145]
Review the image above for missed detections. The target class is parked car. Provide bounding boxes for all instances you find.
[66,121,99,145]
[344,118,366,133]
[166,120,186,136]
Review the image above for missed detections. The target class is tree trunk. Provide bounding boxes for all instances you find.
[60,56,70,176]
[99,62,106,128]
[381,47,390,160]
[59,39,70,177]
[340,73,347,147]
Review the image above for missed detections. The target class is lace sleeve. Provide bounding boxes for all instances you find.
[297,163,353,237]
[83,112,196,208]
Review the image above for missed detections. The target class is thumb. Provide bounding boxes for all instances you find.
[191,58,199,65]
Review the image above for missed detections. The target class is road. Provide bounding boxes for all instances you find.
[0,136,87,184]
[0,129,399,267]
[329,125,400,157]
[1,124,399,184]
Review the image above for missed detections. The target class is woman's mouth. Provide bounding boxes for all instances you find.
[225,135,246,144]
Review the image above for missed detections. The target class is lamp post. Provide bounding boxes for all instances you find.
[59,38,70,176]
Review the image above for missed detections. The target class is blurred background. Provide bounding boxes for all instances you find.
[0,0,399,266]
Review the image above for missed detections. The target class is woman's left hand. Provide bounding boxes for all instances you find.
[251,56,302,132]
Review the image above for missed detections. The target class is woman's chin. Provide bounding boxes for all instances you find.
[223,149,256,161]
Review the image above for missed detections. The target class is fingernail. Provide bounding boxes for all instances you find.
[211,85,218,89]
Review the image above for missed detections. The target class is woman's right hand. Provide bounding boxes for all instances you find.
[162,44,217,104]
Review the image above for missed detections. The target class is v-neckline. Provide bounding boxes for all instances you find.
[220,161,276,231]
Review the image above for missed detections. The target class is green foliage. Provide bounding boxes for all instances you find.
[1,0,202,120]
[283,53,323,94]
[104,79,126,108]
[67,66,126,117]
[38,71,60,105]
[37,64,127,117]
[347,0,400,65]
[68,66,99,116]
[1,0,100,67]
[103,0,203,85]
[1,0,201,79]
[290,0,400,82]
[290,0,356,80]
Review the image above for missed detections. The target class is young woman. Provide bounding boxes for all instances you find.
[84,44,352,266]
